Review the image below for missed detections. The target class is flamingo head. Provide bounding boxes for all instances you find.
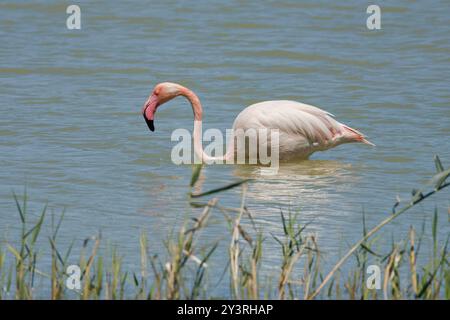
[142,82,182,132]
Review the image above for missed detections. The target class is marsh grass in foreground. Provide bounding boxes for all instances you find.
[0,156,449,299]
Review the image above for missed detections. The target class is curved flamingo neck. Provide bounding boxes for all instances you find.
[179,87,234,163]
[180,88,203,121]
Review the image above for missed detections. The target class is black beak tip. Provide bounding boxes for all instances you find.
[144,118,154,132]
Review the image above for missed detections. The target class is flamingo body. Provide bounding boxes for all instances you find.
[232,100,372,160]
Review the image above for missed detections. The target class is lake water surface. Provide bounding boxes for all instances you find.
[0,1,449,297]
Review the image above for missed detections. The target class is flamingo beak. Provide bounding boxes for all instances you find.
[142,94,158,132]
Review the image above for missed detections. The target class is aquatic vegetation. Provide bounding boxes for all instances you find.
[0,156,448,299]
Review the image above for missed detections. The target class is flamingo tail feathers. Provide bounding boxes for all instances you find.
[342,125,376,147]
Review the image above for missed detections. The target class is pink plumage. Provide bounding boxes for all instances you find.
[142,82,374,162]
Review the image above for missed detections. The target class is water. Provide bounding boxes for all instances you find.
[0,1,449,297]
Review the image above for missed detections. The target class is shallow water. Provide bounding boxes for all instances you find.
[0,1,449,297]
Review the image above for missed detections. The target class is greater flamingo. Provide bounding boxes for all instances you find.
[142,82,374,162]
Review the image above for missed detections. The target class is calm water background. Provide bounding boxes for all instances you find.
[0,1,449,298]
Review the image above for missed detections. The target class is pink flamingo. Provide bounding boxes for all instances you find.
[142,82,374,162]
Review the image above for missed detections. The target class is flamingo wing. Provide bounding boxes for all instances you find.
[234,100,344,145]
